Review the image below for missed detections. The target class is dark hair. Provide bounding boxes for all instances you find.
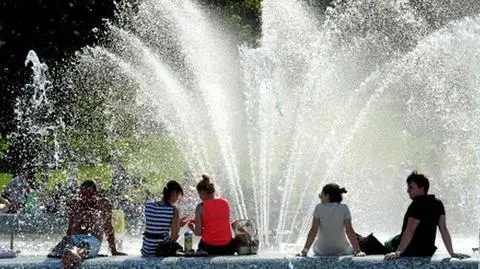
[163,180,184,205]
[17,169,35,180]
[406,170,429,194]
[80,179,97,190]
[321,183,347,203]
[196,174,215,194]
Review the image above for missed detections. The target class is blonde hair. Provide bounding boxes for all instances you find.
[196,174,215,194]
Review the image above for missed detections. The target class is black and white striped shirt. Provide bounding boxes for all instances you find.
[141,201,175,256]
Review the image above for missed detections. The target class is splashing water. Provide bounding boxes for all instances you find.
[51,0,480,249]
[14,51,65,170]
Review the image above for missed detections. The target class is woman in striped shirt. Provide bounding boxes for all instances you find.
[141,180,186,257]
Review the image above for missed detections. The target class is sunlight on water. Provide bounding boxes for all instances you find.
[9,0,480,251]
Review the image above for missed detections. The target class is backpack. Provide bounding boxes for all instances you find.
[155,241,183,257]
[232,219,259,255]
[356,233,388,255]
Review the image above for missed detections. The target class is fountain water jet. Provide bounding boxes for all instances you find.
[13,51,66,171]
[66,0,480,249]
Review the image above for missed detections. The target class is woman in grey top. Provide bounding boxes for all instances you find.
[299,183,365,256]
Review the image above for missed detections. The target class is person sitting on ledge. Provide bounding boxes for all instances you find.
[62,179,126,269]
[384,170,470,260]
[188,174,237,255]
[141,180,188,257]
[298,183,365,257]
[1,170,35,213]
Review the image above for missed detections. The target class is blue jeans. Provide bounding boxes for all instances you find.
[71,234,102,258]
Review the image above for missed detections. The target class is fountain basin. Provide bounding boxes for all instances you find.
[0,254,479,269]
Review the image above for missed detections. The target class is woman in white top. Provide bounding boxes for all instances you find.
[299,183,365,257]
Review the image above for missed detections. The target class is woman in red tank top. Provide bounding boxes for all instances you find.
[187,174,236,255]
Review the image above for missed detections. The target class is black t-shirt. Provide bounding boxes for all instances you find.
[400,194,445,256]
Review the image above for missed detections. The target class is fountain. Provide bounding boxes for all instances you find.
[3,0,480,257]
[73,0,480,247]
[12,51,66,172]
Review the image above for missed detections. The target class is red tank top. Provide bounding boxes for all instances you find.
[201,198,232,245]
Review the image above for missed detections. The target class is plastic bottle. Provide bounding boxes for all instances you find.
[112,209,126,251]
[25,192,37,209]
[184,231,193,252]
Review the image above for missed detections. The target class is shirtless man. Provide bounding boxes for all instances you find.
[62,179,126,268]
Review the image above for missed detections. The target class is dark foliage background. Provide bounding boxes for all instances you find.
[0,0,269,172]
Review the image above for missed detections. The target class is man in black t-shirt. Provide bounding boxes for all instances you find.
[385,171,470,259]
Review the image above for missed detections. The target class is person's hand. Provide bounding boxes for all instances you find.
[111,249,127,256]
[451,252,470,259]
[296,249,308,257]
[187,221,195,231]
[385,251,400,260]
[354,251,366,257]
[179,216,189,227]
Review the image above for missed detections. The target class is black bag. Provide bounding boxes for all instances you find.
[356,233,388,255]
[384,234,401,253]
[155,242,183,257]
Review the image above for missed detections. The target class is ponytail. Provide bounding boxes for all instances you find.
[321,183,347,203]
[162,180,183,205]
[196,174,215,194]
[162,186,170,205]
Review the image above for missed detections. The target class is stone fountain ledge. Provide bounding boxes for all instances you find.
[1,254,479,269]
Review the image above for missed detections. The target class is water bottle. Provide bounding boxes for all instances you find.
[112,209,126,251]
[184,231,193,252]
[25,192,37,209]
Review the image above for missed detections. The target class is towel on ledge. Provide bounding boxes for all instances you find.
[0,248,16,259]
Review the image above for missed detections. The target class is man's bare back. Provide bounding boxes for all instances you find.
[62,180,126,269]
[68,196,112,241]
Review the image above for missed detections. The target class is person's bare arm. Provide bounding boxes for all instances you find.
[101,199,126,256]
[0,195,10,206]
[170,208,180,242]
[344,219,365,256]
[66,202,75,236]
[0,195,8,204]
[438,215,470,259]
[385,217,419,259]
[188,204,203,236]
[0,195,10,213]
[298,217,320,256]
